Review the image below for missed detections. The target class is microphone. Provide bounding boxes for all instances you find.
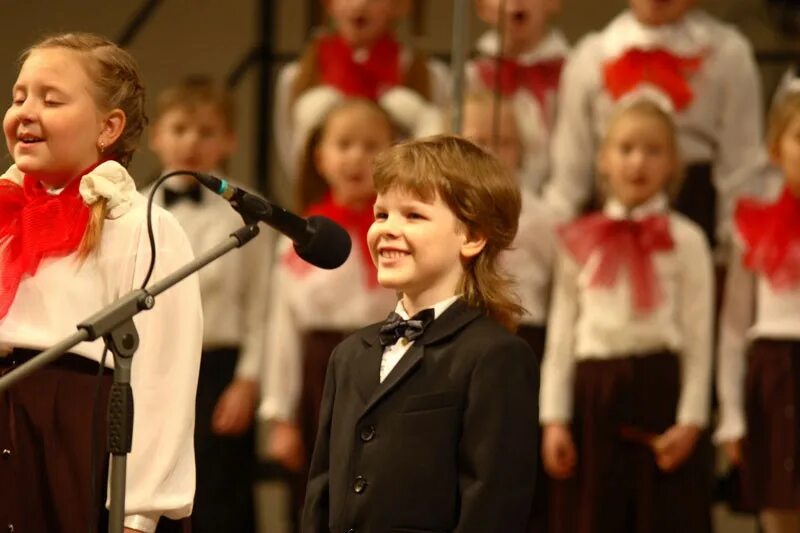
[193,173,352,269]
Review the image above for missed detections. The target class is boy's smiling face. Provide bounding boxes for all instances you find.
[367,187,484,309]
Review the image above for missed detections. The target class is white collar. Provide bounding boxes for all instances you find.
[475,28,569,64]
[602,9,712,59]
[395,294,460,320]
[1,160,138,220]
[604,193,669,220]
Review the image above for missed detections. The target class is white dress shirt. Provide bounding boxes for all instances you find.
[258,236,397,422]
[502,191,557,326]
[715,188,800,442]
[152,177,274,380]
[0,162,203,533]
[379,296,460,382]
[540,194,713,428]
[466,28,570,193]
[543,9,763,246]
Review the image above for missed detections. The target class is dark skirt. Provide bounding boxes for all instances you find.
[0,348,188,533]
[192,347,255,533]
[517,324,546,369]
[742,338,800,510]
[674,162,715,247]
[548,352,712,533]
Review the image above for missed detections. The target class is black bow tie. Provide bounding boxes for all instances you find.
[378,308,435,347]
[163,185,203,207]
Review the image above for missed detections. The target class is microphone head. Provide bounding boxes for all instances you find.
[293,215,352,269]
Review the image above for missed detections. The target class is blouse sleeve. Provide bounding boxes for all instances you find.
[117,207,203,532]
[714,243,755,442]
[540,249,581,423]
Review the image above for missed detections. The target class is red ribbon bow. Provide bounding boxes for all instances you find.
[282,193,379,288]
[317,32,401,100]
[0,174,91,319]
[603,48,703,111]
[475,57,563,121]
[736,187,800,290]
[558,213,675,314]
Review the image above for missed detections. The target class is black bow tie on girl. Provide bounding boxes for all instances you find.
[378,308,436,347]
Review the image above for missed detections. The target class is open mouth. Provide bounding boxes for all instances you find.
[352,15,368,29]
[18,133,43,144]
[510,10,528,24]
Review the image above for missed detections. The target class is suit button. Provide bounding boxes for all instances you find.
[1,449,10,459]
[360,425,376,442]
[353,476,367,494]
[8,524,14,532]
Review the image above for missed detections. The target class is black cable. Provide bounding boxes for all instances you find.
[86,170,199,532]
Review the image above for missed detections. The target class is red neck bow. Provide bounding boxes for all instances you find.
[0,172,93,319]
[735,187,800,290]
[317,32,401,100]
[282,193,379,288]
[475,57,563,122]
[558,212,675,314]
[603,48,703,111]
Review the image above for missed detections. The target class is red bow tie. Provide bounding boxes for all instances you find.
[736,187,800,290]
[317,33,401,100]
[603,48,703,111]
[0,173,91,319]
[475,57,563,121]
[282,193,379,288]
[558,212,675,314]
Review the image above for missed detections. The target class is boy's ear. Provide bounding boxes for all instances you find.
[99,108,126,150]
[461,231,487,260]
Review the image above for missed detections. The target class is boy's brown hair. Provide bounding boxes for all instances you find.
[372,135,523,331]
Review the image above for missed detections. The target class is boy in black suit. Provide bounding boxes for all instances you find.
[302,135,540,533]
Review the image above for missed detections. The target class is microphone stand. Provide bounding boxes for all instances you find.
[0,220,261,533]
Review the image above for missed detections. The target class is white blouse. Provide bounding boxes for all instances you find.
[540,195,713,428]
[466,28,570,193]
[543,9,763,246]
[0,162,203,533]
[715,194,800,442]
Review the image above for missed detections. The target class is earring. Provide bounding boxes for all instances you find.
[98,140,106,153]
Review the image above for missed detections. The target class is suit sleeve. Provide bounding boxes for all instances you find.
[301,344,337,533]
[455,335,539,533]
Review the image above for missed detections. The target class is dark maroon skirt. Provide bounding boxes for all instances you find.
[547,352,712,533]
[742,338,800,510]
[0,348,188,533]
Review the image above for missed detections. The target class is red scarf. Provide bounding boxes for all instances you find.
[475,57,563,123]
[558,212,675,314]
[317,32,402,100]
[603,48,703,111]
[0,172,92,319]
[283,194,378,288]
[736,187,800,290]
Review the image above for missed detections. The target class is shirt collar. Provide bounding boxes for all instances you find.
[602,9,710,59]
[604,193,669,221]
[475,28,569,64]
[395,295,460,320]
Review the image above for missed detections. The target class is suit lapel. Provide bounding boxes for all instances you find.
[353,326,384,405]
[359,299,484,417]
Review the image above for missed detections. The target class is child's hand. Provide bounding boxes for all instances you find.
[211,379,258,436]
[653,424,701,472]
[268,420,305,472]
[542,423,577,479]
[722,439,743,467]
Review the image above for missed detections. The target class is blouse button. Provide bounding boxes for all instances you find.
[353,476,367,494]
[1,449,10,459]
[360,425,376,442]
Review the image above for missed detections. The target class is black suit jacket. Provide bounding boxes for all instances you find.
[302,299,539,533]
